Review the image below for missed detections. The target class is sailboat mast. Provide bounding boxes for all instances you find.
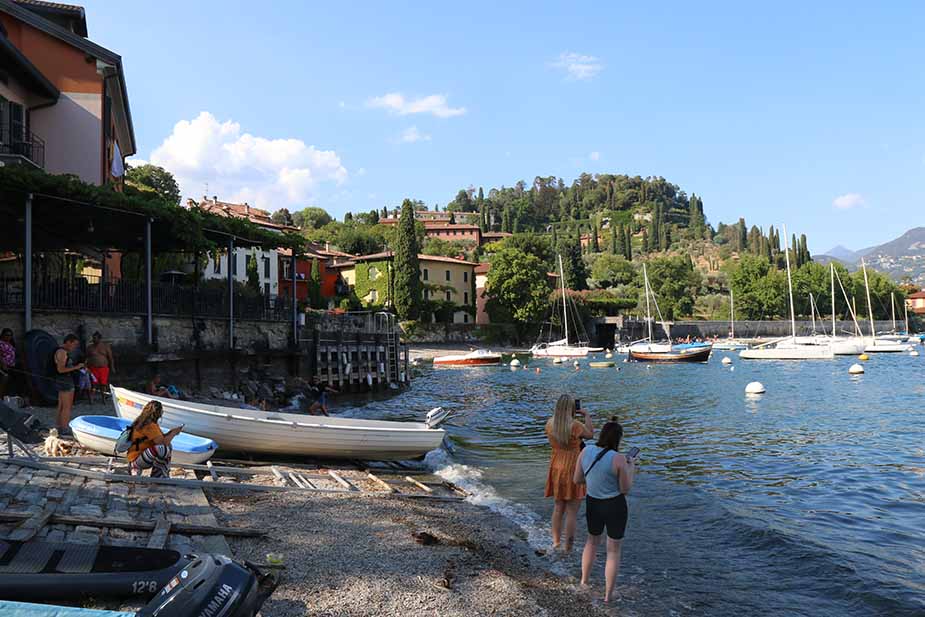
[782,225,797,339]
[810,293,816,334]
[830,263,836,337]
[730,289,735,339]
[904,300,909,334]
[890,293,896,333]
[558,254,569,345]
[862,259,876,340]
[643,263,653,342]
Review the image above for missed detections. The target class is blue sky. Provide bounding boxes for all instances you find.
[81,0,924,253]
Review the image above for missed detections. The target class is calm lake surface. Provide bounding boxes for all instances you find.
[341,349,925,616]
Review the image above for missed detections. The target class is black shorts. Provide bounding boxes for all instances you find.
[586,494,628,540]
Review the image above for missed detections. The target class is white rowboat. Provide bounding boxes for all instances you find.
[111,386,449,461]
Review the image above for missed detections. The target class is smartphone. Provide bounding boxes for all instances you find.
[626,446,640,461]
[574,399,582,411]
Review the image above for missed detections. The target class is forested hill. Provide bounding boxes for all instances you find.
[441,174,706,234]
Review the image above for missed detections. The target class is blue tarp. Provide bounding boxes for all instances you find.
[0,600,134,617]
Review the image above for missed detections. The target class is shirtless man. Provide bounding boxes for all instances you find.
[86,331,115,399]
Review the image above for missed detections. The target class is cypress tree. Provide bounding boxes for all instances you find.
[791,233,799,267]
[625,227,633,260]
[393,199,422,319]
[501,207,511,233]
[610,224,619,254]
[591,219,600,252]
[308,258,322,308]
[642,229,649,253]
[478,202,487,232]
[552,225,558,248]
[563,238,588,291]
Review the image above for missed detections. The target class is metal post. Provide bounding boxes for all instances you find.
[99,250,107,311]
[145,218,153,345]
[227,236,235,350]
[291,252,298,347]
[23,194,32,332]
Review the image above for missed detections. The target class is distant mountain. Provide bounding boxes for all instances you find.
[817,227,925,285]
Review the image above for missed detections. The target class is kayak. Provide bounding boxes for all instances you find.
[69,415,218,464]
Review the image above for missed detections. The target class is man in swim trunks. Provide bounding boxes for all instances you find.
[86,331,115,399]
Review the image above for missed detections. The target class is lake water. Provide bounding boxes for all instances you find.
[340,349,925,616]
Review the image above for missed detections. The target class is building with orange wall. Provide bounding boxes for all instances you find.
[0,0,135,185]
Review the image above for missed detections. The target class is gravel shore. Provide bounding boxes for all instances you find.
[209,490,621,617]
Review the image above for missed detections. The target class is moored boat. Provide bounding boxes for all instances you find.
[629,344,713,363]
[69,415,218,464]
[433,349,502,366]
[111,386,449,460]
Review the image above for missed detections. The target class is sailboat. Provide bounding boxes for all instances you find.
[627,263,712,362]
[874,293,911,343]
[826,263,866,355]
[740,225,834,360]
[861,260,913,353]
[530,255,603,357]
[713,289,750,350]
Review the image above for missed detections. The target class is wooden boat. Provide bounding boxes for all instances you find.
[111,386,449,460]
[433,349,502,366]
[69,415,218,464]
[629,344,712,363]
[588,361,615,368]
[0,540,190,601]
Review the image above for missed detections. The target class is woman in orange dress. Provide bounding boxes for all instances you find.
[545,394,594,553]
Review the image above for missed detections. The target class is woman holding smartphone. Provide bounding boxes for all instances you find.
[544,394,594,553]
[573,417,637,604]
[126,401,182,478]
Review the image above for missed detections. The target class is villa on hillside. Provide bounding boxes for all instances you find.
[378,216,511,247]
[331,252,477,323]
[906,290,925,316]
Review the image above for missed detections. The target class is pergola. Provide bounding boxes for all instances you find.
[0,190,301,349]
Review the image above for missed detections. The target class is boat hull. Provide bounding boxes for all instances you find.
[111,386,445,461]
[531,346,590,357]
[0,540,190,601]
[433,351,501,366]
[70,415,217,464]
[865,342,913,353]
[740,347,833,360]
[628,346,712,363]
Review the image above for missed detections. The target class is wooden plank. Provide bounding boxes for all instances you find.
[206,460,218,482]
[271,466,286,485]
[327,469,356,491]
[0,511,264,537]
[366,471,395,493]
[296,473,315,489]
[288,472,305,488]
[404,476,433,493]
[8,508,54,541]
[147,518,171,549]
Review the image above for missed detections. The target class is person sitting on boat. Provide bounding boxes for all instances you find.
[573,416,637,605]
[127,400,182,478]
[544,394,594,554]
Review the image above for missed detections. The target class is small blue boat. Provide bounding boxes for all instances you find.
[69,415,218,464]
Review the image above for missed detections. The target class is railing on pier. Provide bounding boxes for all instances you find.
[0,275,291,322]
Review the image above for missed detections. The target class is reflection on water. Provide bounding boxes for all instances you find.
[340,352,925,616]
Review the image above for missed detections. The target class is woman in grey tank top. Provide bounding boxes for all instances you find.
[573,418,637,604]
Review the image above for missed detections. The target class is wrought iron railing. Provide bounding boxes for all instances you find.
[0,275,291,322]
[0,124,45,169]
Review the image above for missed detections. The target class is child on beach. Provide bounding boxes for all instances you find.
[544,394,593,553]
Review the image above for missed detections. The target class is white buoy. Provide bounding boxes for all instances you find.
[605,352,613,359]
[911,350,920,357]
[553,357,564,364]
[745,381,765,395]
[848,363,864,375]
[721,357,732,365]
[573,360,580,367]
[510,358,521,367]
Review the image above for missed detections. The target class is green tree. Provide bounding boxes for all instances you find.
[393,199,423,319]
[590,219,600,252]
[644,255,701,319]
[293,207,332,230]
[271,208,294,226]
[245,253,260,292]
[625,227,633,260]
[308,258,323,308]
[561,237,588,291]
[591,254,635,288]
[641,229,649,253]
[485,248,551,338]
[126,164,181,206]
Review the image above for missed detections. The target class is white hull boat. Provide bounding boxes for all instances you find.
[713,340,749,351]
[830,337,867,355]
[740,339,834,360]
[865,341,913,353]
[531,341,591,357]
[433,349,502,366]
[111,386,449,461]
[70,415,217,464]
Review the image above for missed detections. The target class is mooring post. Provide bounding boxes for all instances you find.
[23,194,32,332]
[145,217,153,346]
[291,252,298,348]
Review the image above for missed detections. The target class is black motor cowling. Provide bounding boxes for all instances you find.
[138,554,277,617]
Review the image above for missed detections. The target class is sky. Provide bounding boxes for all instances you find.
[79,0,925,254]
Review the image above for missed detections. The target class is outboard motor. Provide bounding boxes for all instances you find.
[138,554,277,617]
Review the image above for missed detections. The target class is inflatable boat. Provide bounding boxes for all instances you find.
[69,415,218,464]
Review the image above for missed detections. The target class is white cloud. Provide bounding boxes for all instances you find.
[397,126,431,143]
[551,52,604,80]
[126,157,148,167]
[367,92,466,118]
[589,151,601,161]
[147,111,347,209]
[832,193,865,209]
[338,101,346,108]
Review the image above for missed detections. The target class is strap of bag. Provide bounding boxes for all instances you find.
[584,447,611,476]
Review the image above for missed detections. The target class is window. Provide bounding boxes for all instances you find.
[423,268,428,281]
[463,271,468,283]
[264,282,270,297]
[464,313,469,323]
[282,261,291,280]
[424,289,430,300]
[263,257,270,279]
[231,253,238,276]
[445,290,452,302]
[445,270,451,282]
[369,289,379,302]
[464,292,469,305]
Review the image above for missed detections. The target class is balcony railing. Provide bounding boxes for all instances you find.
[0,124,45,169]
[0,275,291,322]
